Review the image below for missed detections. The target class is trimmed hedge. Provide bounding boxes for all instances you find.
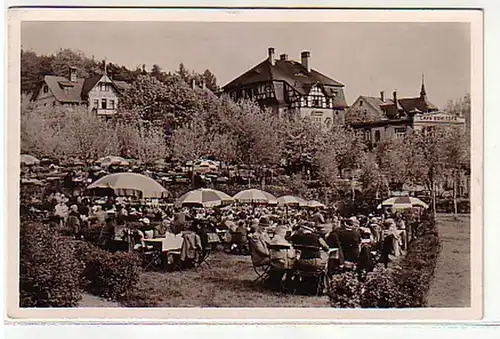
[20,223,84,307]
[75,242,142,300]
[328,216,441,308]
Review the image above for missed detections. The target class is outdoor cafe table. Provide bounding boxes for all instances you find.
[144,235,183,253]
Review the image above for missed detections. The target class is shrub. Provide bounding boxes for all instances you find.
[359,267,406,308]
[327,271,361,308]
[76,242,142,300]
[20,223,84,307]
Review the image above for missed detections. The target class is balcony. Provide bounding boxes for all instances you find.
[92,108,117,116]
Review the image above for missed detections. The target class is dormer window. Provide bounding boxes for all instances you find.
[100,83,110,92]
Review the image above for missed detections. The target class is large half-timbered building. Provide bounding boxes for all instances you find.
[222,47,348,128]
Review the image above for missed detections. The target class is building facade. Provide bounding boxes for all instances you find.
[32,65,130,118]
[222,47,348,128]
[346,76,466,147]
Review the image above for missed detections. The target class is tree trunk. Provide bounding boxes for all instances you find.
[453,170,458,218]
[432,180,437,220]
[351,177,355,201]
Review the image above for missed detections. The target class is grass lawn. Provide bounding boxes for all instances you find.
[121,251,331,308]
[427,213,471,307]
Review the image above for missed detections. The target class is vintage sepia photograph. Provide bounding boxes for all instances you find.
[7,8,482,320]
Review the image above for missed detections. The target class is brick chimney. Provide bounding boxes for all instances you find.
[268,47,275,66]
[280,53,288,61]
[301,51,311,72]
[380,91,385,102]
[393,90,398,108]
[68,66,77,82]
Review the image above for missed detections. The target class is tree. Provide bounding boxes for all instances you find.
[374,138,410,195]
[21,104,64,159]
[56,109,120,164]
[114,120,168,164]
[441,127,470,216]
[119,74,202,129]
[405,129,448,218]
[202,69,218,92]
[229,100,283,169]
[21,50,54,95]
[51,48,98,78]
[176,63,190,84]
[170,116,211,164]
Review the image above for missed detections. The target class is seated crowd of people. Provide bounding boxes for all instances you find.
[41,191,417,280]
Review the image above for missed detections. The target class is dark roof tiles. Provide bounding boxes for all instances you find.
[222,58,346,107]
[42,74,129,103]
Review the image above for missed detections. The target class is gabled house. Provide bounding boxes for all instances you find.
[32,65,130,118]
[222,47,348,128]
[346,76,464,147]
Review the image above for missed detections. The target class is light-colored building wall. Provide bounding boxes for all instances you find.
[412,112,466,131]
[298,107,344,128]
[34,84,57,109]
[87,75,121,116]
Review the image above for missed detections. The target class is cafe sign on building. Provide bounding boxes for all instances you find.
[413,112,466,130]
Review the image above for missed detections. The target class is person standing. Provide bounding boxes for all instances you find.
[54,199,69,228]
[394,213,407,250]
[67,204,82,239]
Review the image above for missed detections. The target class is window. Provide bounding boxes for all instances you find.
[101,98,107,110]
[93,99,99,109]
[395,127,406,138]
[100,83,110,92]
[374,130,381,142]
[43,85,48,93]
[109,99,115,110]
[325,118,332,129]
[359,101,363,107]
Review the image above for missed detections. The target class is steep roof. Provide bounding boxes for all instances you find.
[43,75,85,103]
[40,74,129,103]
[398,96,438,113]
[223,57,345,96]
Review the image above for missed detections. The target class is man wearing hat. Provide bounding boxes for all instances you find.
[291,222,330,273]
[337,218,361,265]
[268,225,296,291]
[248,218,272,267]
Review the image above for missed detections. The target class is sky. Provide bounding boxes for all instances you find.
[21,21,471,108]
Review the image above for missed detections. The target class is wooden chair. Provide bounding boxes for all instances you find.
[288,244,330,296]
[248,239,271,283]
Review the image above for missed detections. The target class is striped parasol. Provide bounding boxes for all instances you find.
[176,188,234,208]
[233,189,277,204]
[377,196,429,210]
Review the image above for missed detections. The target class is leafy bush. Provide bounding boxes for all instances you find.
[327,271,361,308]
[359,267,406,308]
[76,242,142,300]
[20,223,84,307]
[83,222,103,246]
